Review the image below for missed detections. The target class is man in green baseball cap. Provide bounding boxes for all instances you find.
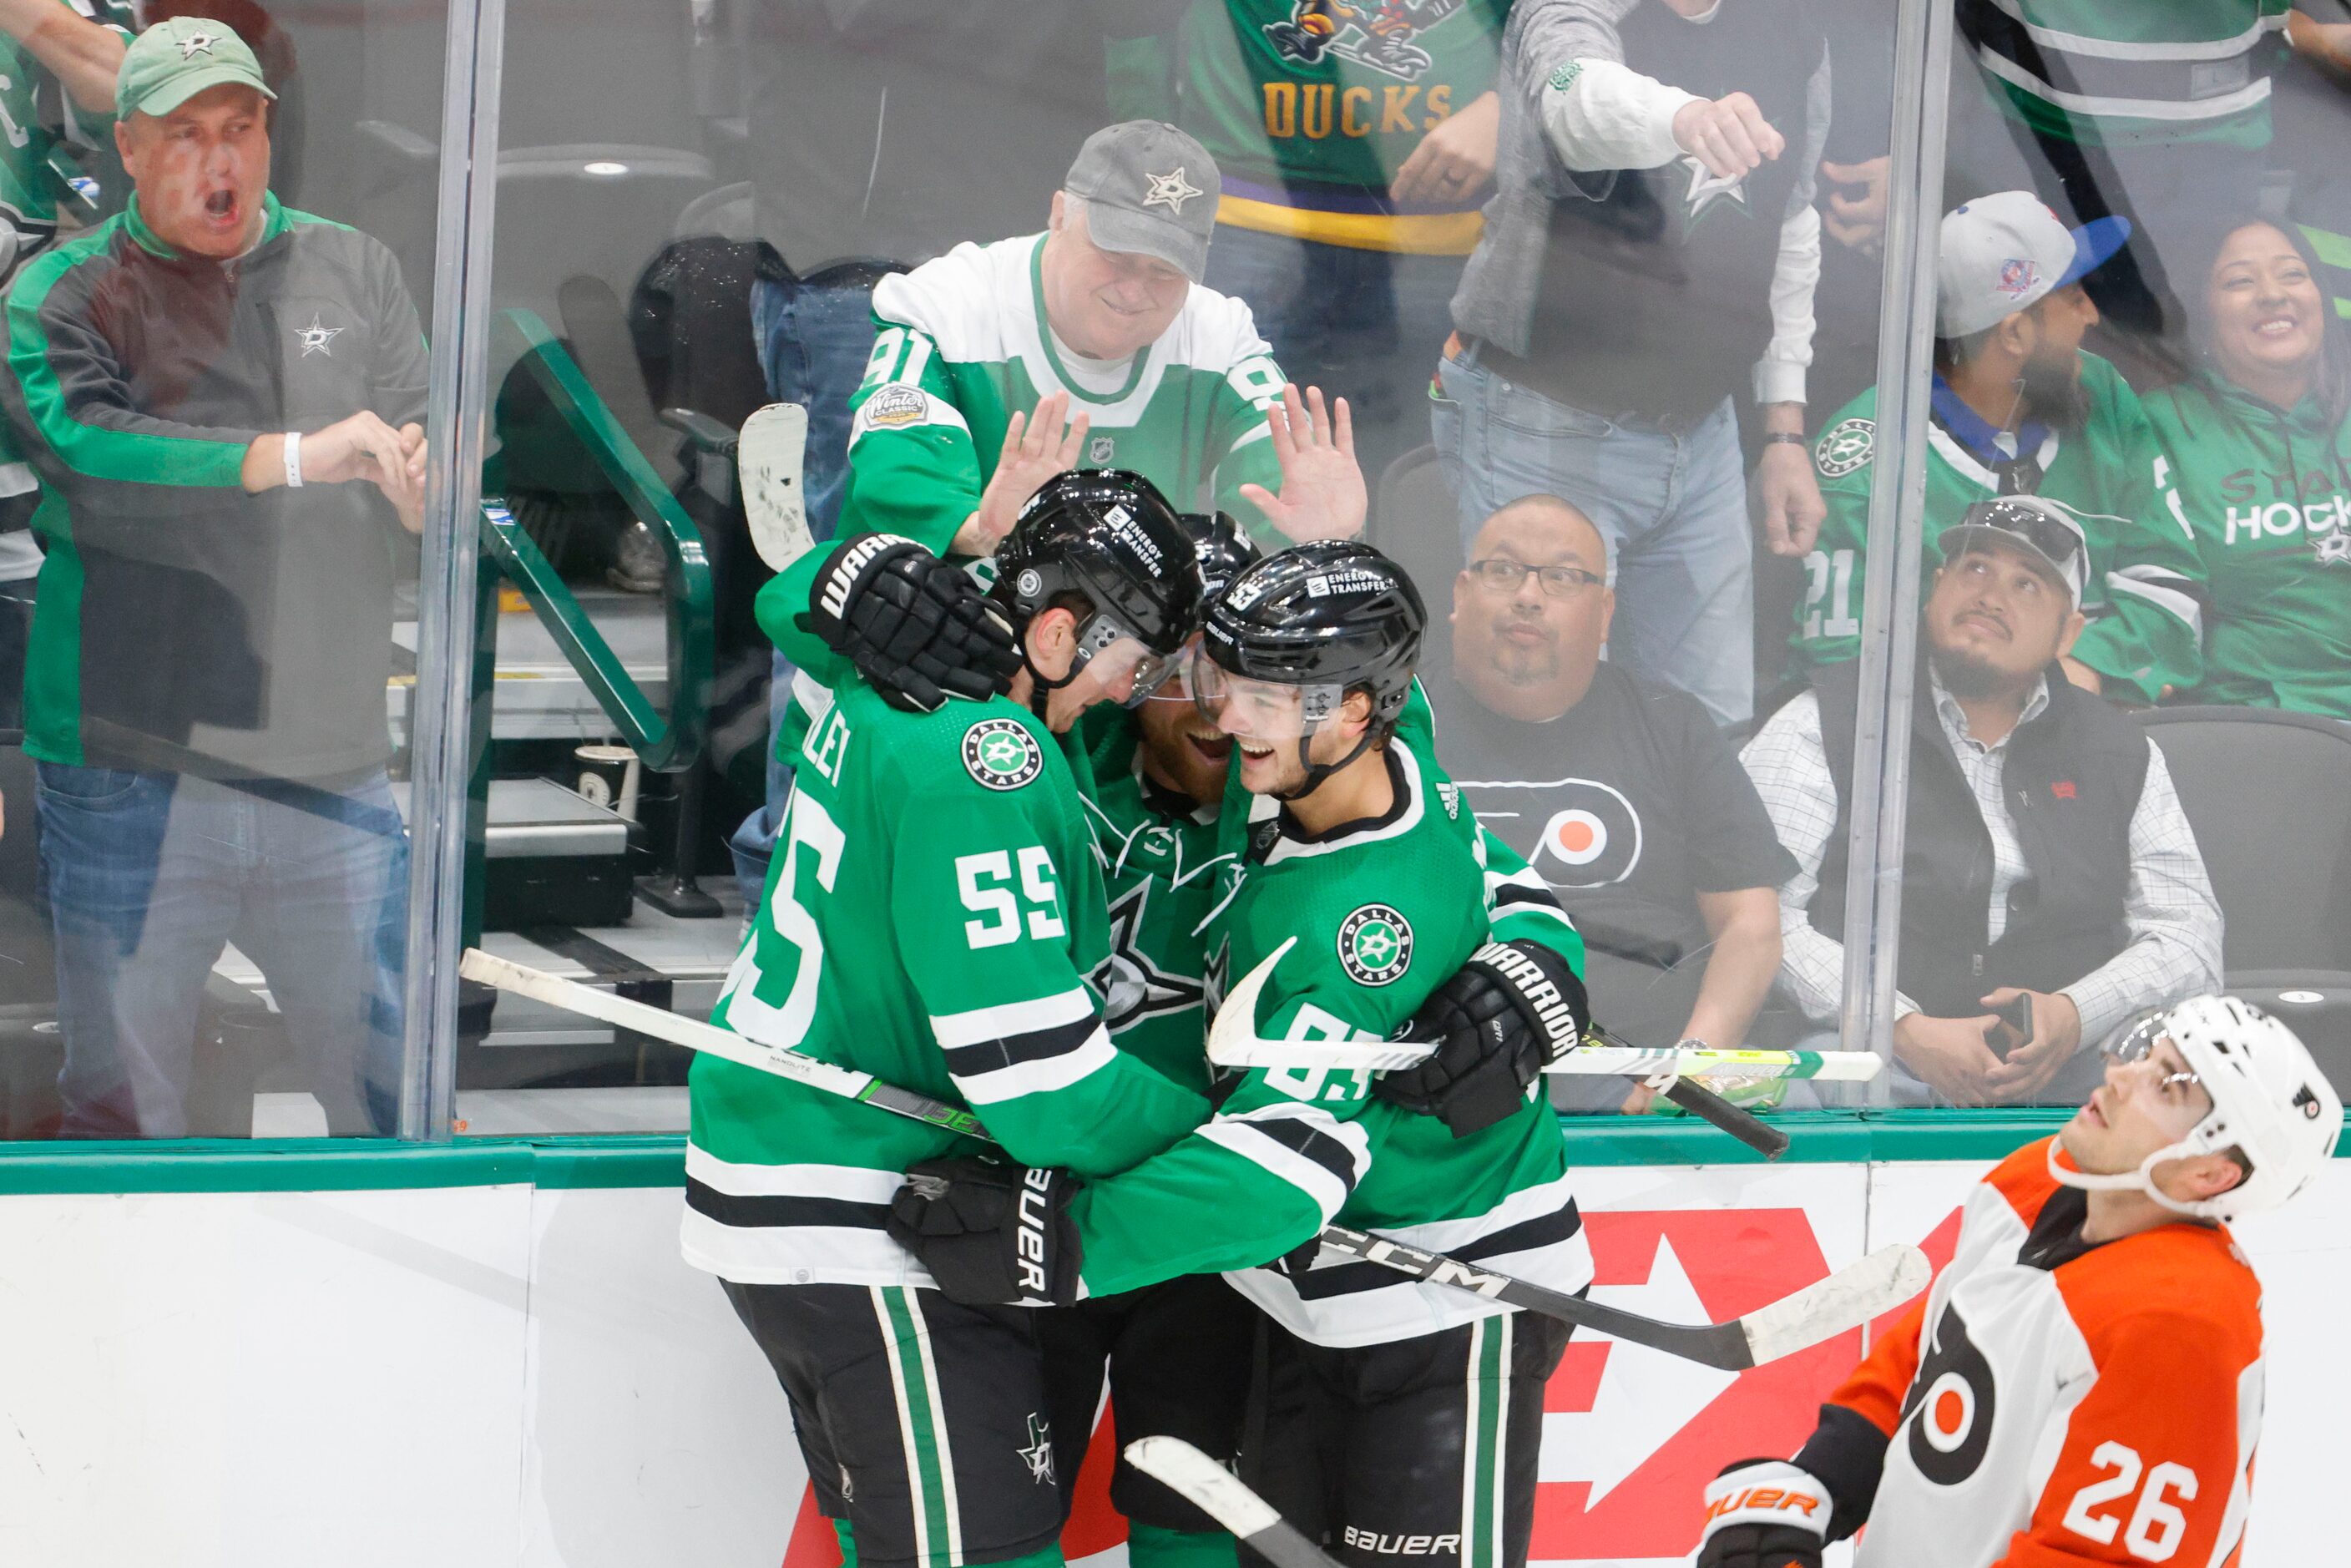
[113,14,276,258]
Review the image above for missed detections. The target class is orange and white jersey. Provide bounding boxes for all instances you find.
[1823,1139,2264,1568]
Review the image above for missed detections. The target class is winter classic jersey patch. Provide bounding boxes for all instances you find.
[1337,903,1414,987]
[1815,417,1875,478]
[962,718,1044,792]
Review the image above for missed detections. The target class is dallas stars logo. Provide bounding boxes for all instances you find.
[1337,903,1413,987]
[175,28,220,59]
[1018,1414,1055,1486]
[2315,530,2351,567]
[1814,417,1875,478]
[1680,155,1750,221]
[1141,165,1204,215]
[1095,881,1206,1033]
[293,313,342,359]
[962,718,1043,792]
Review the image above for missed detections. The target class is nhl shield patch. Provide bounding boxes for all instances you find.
[1814,417,1875,478]
[962,718,1044,792]
[1337,904,1413,987]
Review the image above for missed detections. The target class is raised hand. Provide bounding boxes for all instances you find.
[1238,383,1366,544]
[1671,91,1785,181]
[958,391,1090,557]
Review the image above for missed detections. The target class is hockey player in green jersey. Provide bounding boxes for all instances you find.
[1790,194,2205,703]
[892,542,1590,1568]
[690,483,1214,1568]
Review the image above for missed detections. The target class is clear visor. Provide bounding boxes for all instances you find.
[1136,638,1205,706]
[2102,1012,2207,1102]
[1191,659,1318,742]
[1073,615,1178,707]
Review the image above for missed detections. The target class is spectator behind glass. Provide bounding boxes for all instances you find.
[1112,0,1507,500]
[1791,192,2206,706]
[1437,0,1833,726]
[2142,216,2351,717]
[1743,498,2222,1107]
[1426,495,1793,1113]
[0,18,430,1137]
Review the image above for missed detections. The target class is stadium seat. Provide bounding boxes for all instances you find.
[2139,706,2351,1090]
[1372,444,1463,615]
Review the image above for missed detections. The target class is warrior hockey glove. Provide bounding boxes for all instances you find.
[1695,1460,1831,1568]
[1377,940,1589,1137]
[886,1156,1084,1307]
[798,534,1022,713]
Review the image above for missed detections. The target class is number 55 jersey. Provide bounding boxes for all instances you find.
[684,673,1209,1287]
[1793,1137,2263,1568]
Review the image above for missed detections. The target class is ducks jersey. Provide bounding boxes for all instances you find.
[1793,1138,2264,1568]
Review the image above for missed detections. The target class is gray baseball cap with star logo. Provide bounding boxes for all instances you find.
[117,16,276,122]
[1063,121,1221,283]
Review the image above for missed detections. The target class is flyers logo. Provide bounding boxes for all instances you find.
[1899,1304,1997,1485]
[1459,778,1643,889]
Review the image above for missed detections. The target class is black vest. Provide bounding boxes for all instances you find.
[1810,660,2150,1017]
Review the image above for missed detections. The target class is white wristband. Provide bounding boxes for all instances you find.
[283,431,303,489]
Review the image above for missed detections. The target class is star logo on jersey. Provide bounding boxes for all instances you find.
[292,314,342,359]
[1097,880,1206,1033]
[1141,165,1205,215]
[1337,903,1413,987]
[1814,417,1875,478]
[175,28,220,59]
[962,718,1044,792]
[2314,529,2351,567]
[1019,1414,1055,1485]
[1679,155,1750,222]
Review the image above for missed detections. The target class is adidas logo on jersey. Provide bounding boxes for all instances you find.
[1342,1528,1464,1555]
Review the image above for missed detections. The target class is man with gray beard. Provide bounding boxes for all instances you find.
[1425,494,1792,1110]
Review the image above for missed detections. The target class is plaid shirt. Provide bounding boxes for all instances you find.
[1740,672,2223,1045]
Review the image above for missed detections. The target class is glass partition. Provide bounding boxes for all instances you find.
[0,0,454,1140]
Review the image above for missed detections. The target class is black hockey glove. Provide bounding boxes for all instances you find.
[1694,1459,1831,1568]
[886,1156,1084,1307]
[1376,939,1589,1138]
[797,534,1021,713]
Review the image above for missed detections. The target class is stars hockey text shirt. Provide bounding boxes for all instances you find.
[1793,1138,2263,1568]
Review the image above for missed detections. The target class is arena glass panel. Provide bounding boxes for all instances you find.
[0,0,458,1143]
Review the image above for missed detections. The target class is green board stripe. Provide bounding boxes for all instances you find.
[880,1287,958,1568]
[0,1110,2338,1195]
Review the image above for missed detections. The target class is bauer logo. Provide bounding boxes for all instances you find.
[962,718,1044,792]
[1337,903,1414,986]
[1342,1529,1464,1556]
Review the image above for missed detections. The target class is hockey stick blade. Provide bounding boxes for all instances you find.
[458,948,990,1140]
[1123,1439,1339,1568]
[1321,1227,1929,1371]
[739,402,814,570]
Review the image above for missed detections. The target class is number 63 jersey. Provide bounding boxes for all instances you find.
[685,675,1209,1287]
[1799,1138,2263,1568]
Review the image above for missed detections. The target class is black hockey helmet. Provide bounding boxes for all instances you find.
[1196,540,1425,796]
[990,469,1201,703]
[1180,510,1261,600]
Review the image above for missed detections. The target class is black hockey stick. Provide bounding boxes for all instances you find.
[1588,1021,1792,1160]
[1124,1438,1338,1568]
[463,949,1923,1368]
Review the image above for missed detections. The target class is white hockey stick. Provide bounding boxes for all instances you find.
[1206,941,1884,1081]
[1124,1439,1338,1568]
[738,402,814,570]
[463,949,1924,1368]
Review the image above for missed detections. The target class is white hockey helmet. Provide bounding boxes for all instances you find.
[2051,995,2341,1222]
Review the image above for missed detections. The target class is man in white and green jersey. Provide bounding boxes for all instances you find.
[690,484,1213,1568]
[893,542,1590,1568]
[0,0,130,726]
[1789,194,2204,703]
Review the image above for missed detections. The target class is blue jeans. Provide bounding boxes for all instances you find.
[1202,224,1464,503]
[1430,345,1755,725]
[730,272,882,903]
[36,764,409,1139]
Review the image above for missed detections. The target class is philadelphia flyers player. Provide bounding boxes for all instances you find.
[1693,995,2340,1568]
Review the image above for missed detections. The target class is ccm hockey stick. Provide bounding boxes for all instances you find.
[1206,941,1884,1083]
[1124,1439,1339,1568]
[461,949,1924,1368]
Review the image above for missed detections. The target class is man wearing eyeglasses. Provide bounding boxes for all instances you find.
[1742,497,2222,1107]
[1427,494,1794,1109]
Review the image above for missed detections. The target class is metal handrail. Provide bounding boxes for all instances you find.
[478,307,714,772]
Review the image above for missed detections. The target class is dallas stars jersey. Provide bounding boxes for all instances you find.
[1801,1140,2263,1568]
[1792,357,2206,703]
[1110,0,1508,255]
[683,674,1210,1287]
[1966,0,2292,150]
[2141,371,2351,717]
[1072,741,1590,1347]
[838,233,1291,550]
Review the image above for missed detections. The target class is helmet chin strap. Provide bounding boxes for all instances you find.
[1272,721,1378,802]
[2044,1137,2222,1220]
